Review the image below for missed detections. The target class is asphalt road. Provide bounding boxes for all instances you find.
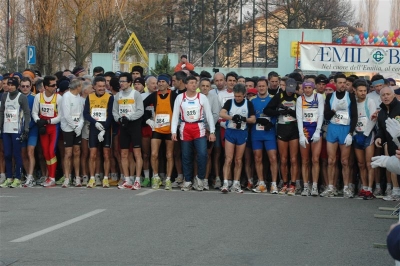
[0,186,397,266]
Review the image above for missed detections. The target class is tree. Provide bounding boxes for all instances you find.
[150,54,175,75]
[359,0,378,33]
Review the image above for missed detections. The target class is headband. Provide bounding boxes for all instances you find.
[372,79,384,86]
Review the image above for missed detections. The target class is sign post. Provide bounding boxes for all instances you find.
[27,45,36,65]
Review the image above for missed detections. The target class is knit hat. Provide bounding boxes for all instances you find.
[7,77,19,87]
[72,66,85,76]
[131,65,144,76]
[286,78,298,93]
[157,74,170,84]
[134,77,145,87]
[58,80,70,93]
[23,70,35,80]
[11,72,23,80]
[325,83,336,91]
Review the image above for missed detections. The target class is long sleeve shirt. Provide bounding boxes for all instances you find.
[60,91,84,132]
[112,88,143,122]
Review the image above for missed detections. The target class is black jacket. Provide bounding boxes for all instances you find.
[376,98,400,156]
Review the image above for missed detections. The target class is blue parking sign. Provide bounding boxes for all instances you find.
[27,46,36,65]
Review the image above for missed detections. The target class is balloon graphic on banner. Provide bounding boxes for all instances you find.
[333,30,400,46]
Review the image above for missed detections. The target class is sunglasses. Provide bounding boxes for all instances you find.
[47,84,57,87]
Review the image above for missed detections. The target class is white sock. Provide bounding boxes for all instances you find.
[125,176,132,183]
[90,176,95,180]
[312,182,318,187]
[144,170,150,179]
[166,176,171,181]
[103,176,108,180]
[50,177,55,181]
[328,184,334,190]
[216,176,220,180]
[304,183,309,188]
[271,182,277,186]
[344,185,349,190]
[135,176,140,182]
[259,181,265,186]
[177,174,183,179]
[233,180,239,185]
[153,173,159,178]
[363,186,368,190]
[367,187,373,192]
[393,187,400,194]
[223,180,228,185]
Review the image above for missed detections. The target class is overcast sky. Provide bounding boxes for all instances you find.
[352,0,391,31]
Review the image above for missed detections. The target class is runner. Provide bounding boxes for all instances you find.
[296,81,324,196]
[143,74,176,190]
[31,76,62,187]
[171,75,216,191]
[0,77,30,188]
[112,72,144,190]
[60,79,84,187]
[83,76,114,188]
[219,83,256,193]
[352,79,377,199]
[264,78,299,196]
[250,78,279,193]
[321,73,358,198]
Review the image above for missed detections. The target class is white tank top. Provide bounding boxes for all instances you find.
[4,92,22,134]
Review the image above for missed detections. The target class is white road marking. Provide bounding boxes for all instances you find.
[10,209,106,243]
[136,189,157,196]
[0,196,18,198]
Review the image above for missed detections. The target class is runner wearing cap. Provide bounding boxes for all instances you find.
[264,78,299,196]
[296,81,324,196]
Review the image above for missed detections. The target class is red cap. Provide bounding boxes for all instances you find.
[247,88,258,95]
[325,83,336,91]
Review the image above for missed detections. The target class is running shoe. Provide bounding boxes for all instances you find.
[56,176,65,185]
[221,183,229,193]
[117,178,124,187]
[152,177,161,189]
[62,179,70,188]
[95,175,102,186]
[0,178,13,188]
[373,187,383,196]
[203,180,209,191]
[230,183,243,193]
[311,186,319,196]
[118,181,133,189]
[82,176,89,186]
[43,178,56,187]
[246,181,254,191]
[102,178,110,188]
[172,176,183,188]
[75,177,82,187]
[385,187,392,197]
[165,179,172,190]
[10,179,21,188]
[193,176,203,191]
[332,187,339,196]
[23,177,35,188]
[287,185,296,196]
[358,189,367,197]
[252,183,266,193]
[87,178,96,188]
[320,188,335,197]
[363,191,376,200]
[0,175,6,185]
[301,187,310,196]
[108,179,119,186]
[343,187,354,198]
[279,185,288,195]
[228,180,233,188]
[383,193,400,201]
[181,181,192,191]
[270,184,278,194]
[295,183,302,194]
[214,179,222,189]
[278,179,284,189]
[142,178,151,188]
[132,180,141,190]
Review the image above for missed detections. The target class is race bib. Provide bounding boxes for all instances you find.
[333,110,349,125]
[185,106,200,122]
[91,108,106,122]
[71,114,80,126]
[41,103,55,117]
[155,114,170,128]
[303,109,318,123]
[355,116,368,132]
[5,109,18,123]
[119,104,133,117]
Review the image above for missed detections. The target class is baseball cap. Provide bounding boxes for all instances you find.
[247,88,258,95]
[285,78,298,93]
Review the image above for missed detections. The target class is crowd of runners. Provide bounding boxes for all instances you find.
[0,60,399,200]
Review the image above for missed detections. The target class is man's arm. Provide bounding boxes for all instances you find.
[19,94,31,132]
